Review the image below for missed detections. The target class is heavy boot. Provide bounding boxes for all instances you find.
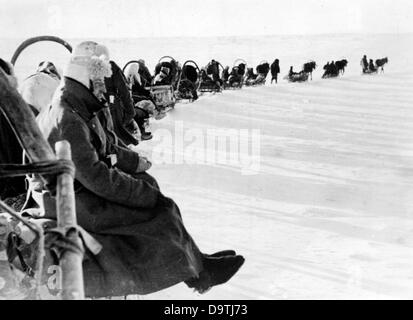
[185,255,245,294]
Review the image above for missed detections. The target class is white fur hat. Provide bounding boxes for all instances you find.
[64,41,112,88]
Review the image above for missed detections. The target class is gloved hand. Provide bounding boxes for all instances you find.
[136,156,152,173]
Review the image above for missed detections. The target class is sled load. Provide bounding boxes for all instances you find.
[223,58,247,89]
[199,59,224,93]
[176,60,200,101]
[150,56,181,110]
[245,61,270,86]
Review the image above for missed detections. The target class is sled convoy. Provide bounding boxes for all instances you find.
[122,54,388,113]
[0,36,390,300]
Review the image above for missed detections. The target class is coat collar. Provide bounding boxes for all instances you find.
[63,76,105,120]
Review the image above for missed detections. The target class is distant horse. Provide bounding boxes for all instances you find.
[256,62,270,76]
[335,59,348,75]
[303,61,316,80]
[375,57,388,73]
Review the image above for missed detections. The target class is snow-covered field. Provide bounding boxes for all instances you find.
[2,34,413,299]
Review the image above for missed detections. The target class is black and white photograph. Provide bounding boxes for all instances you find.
[0,0,413,305]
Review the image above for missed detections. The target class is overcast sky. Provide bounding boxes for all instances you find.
[1,0,412,38]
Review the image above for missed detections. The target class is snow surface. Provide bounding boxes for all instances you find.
[1,34,413,299]
[139,72,413,300]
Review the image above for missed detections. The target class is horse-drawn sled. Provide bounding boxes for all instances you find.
[361,57,388,75]
[285,61,316,82]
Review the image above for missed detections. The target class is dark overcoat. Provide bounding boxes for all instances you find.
[0,113,26,199]
[105,61,138,146]
[35,77,203,297]
[270,61,280,76]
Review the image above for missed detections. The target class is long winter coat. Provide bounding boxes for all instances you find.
[0,114,26,199]
[35,77,203,297]
[270,61,280,76]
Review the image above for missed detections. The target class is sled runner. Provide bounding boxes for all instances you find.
[285,71,309,82]
[362,69,378,75]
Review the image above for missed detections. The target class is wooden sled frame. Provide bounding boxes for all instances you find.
[0,36,84,300]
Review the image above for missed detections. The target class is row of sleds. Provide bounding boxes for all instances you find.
[123,56,272,113]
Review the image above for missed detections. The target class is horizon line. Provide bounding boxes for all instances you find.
[1,32,412,40]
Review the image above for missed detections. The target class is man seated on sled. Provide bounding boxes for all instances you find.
[0,59,26,205]
[330,61,338,76]
[222,66,230,83]
[288,66,299,77]
[136,59,153,87]
[152,66,170,86]
[32,41,245,297]
[368,59,377,73]
[200,68,220,89]
[322,61,331,78]
[206,60,222,87]
[103,56,141,146]
[245,68,258,84]
[124,62,162,140]
[228,66,242,86]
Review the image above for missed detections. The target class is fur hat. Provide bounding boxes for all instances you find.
[64,41,112,89]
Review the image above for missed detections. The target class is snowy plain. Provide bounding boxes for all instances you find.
[1,34,413,299]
